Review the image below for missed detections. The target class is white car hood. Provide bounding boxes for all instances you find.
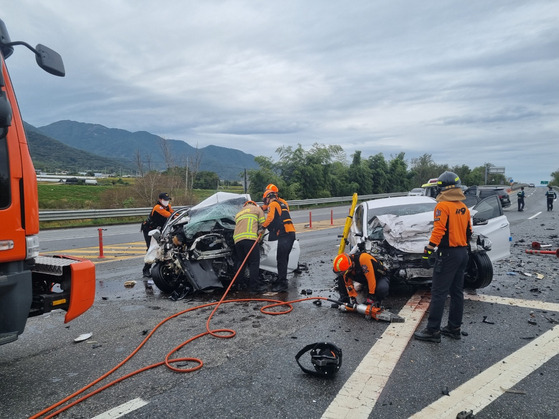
[374,213,434,254]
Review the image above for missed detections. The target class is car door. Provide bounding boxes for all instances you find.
[470,195,511,262]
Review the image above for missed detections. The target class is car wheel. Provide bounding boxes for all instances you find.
[151,261,184,293]
[464,252,493,289]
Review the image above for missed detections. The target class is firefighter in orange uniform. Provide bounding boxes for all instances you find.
[414,171,472,343]
[141,192,174,277]
[333,252,389,307]
[261,189,296,292]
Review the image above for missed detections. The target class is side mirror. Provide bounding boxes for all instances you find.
[35,44,65,77]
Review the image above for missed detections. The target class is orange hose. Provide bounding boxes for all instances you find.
[31,237,328,418]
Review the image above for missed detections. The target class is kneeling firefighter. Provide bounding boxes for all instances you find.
[332,252,404,322]
[333,252,389,307]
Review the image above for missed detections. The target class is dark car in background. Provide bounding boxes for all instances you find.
[464,186,511,208]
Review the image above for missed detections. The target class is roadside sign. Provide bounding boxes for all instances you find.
[541,181,549,185]
[489,167,506,174]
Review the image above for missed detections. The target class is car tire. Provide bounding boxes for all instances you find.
[151,261,183,293]
[464,252,493,289]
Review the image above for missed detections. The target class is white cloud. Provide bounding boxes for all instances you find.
[2,0,558,184]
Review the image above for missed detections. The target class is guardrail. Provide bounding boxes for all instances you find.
[38,192,408,222]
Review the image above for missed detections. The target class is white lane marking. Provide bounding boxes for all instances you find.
[321,290,429,419]
[529,211,542,219]
[465,293,559,312]
[410,325,559,418]
[91,398,149,419]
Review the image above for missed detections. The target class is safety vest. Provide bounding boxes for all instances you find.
[233,206,265,243]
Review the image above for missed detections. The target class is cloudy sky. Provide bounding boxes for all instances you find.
[3,1,558,184]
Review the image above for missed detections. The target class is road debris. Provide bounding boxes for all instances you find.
[482,316,495,325]
[74,332,93,343]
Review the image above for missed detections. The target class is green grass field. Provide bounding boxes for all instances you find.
[38,183,114,209]
[38,181,247,229]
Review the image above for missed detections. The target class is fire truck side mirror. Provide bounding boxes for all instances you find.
[35,44,65,77]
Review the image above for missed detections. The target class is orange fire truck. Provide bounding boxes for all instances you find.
[0,19,95,345]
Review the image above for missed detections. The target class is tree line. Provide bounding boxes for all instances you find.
[246,143,512,200]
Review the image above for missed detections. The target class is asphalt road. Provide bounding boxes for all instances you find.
[1,187,557,418]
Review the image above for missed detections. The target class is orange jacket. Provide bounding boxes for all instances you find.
[150,202,174,228]
[262,198,296,236]
[343,252,380,294]
[428,200,471,248]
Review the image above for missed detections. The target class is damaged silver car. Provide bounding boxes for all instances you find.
[348,195,510,289]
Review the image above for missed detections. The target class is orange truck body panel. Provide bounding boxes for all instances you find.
[0,21,95,345]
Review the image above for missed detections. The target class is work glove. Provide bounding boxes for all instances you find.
[422,246,434,268]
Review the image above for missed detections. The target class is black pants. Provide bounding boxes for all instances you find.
[548,198,554,211]
[235,240,261,289]
[277,232,296,282]
[518,198,524,211]
[426,247,469,331]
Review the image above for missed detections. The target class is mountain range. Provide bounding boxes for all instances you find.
[25,120,258,180]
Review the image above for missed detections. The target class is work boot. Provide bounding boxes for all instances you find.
[142,264,151,278]
[441,325,462,340]
[414,328,441,343]
[271,279,288,292]
[248,280,268,294]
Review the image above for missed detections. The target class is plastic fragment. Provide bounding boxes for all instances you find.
[74,332,93,343]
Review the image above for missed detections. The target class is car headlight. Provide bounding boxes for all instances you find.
[476,235,492,251]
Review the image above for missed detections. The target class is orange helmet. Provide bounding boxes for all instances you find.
[333,253,352,273]
[263,189,276,200]
[266,183,279,193]
[244,200,257,207]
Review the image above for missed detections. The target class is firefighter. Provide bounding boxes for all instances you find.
[261,189,296,292]
[414,171,472,343]
[141,192,174,277]
[233,200,266,293]
[261,183,287,212]
[333,252,389,307]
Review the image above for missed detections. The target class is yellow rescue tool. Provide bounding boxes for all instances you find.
[338,193,358,254]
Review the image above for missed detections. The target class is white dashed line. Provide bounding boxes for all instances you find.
[322,291,559,418]
[410,325,559,418]
[528,211,542,219]
[91,397,149,419]
[322,290,429,419]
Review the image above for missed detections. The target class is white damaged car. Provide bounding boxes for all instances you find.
[348,195,510,289]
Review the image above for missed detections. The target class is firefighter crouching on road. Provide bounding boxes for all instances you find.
[141,192,174,277]
[233,200,266,293]
[414,171,472,343]
[333,252,389,307]
[261,189,296,292]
